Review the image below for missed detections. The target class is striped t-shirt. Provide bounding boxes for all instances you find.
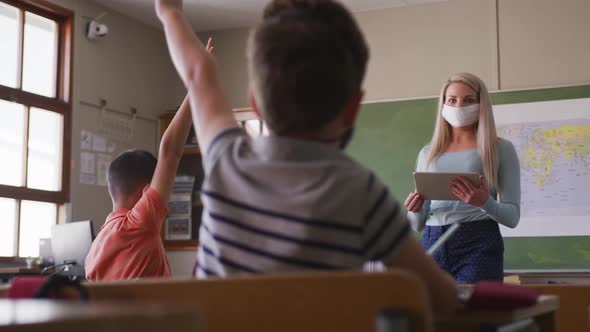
[196,127,410,278]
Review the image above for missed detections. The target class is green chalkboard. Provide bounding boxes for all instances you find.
[347,85,590,270]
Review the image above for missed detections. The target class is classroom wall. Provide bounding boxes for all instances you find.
[194,0,590,108]
[498,0,590,89]
[46,0,190,272]
[358,0,498,100]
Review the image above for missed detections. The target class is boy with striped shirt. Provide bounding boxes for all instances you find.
[157,0,459,315]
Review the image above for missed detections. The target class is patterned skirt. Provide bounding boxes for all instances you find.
[421,219,504,284]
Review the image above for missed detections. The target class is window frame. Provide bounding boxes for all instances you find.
[0,0,73,204]
[0,0,73,256]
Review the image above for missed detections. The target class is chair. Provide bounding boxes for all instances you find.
[87,270,434,332]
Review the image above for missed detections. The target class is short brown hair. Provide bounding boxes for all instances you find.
[107,150,157,200]
[248,0,369,135]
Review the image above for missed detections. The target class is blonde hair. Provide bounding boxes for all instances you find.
[425,72,499,191]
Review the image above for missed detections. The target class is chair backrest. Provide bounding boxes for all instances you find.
[87,270,433,332]
[527,284,590,332]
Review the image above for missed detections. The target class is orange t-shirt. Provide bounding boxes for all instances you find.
[85,187,171,281]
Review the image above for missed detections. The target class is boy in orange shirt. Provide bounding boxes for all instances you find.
[85,92,193,281]
[85,37,212,279]
[85,39,213,281]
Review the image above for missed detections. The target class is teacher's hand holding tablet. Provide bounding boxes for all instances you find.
[406,174,488,208]
[404,192,425,212]
[449,175,489,207]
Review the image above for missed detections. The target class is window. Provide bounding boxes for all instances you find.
[234,109,268,137]
[0,0,73,257]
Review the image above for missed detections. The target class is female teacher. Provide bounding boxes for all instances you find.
[405,72,521,284]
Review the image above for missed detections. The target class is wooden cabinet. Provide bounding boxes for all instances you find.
[159,109,264,251]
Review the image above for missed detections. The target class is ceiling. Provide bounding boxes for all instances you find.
[93,0,447,32]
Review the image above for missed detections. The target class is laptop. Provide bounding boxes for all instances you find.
[50,220,95,277]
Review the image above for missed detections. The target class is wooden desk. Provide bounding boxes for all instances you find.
[436,295,559,332]
[0,299,198,332]
[527,285,590,332]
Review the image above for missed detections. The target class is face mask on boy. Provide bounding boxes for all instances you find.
[441,104,480,127]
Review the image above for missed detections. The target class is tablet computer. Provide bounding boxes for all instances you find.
[413,172,481,201]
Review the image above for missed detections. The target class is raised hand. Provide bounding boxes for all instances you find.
[206,37,214,54]
[449,176,489,207]
[155,0,182,20]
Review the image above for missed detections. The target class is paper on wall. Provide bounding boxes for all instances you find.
[80,152,96,174]
[100,111,134,142]
[81,130,92,150]
[107,141,116,153]
[92,133,108,152]
[80,173,96,185]
[96,154,111,187]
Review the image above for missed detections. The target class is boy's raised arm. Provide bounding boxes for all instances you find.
[156,0,236,152]
[150,95,192,204]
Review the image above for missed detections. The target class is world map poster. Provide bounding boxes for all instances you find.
[493,98,590,237]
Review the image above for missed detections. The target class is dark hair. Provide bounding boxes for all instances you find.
[247,0,369,135]
[107,150,157,200]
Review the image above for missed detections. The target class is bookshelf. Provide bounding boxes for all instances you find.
[159,109,264,251]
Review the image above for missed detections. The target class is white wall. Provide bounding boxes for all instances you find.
[498,0,590,89]
[358,0,499,100]
[194,0,590,108]
[198,28,252,109]
[167,251,196,276]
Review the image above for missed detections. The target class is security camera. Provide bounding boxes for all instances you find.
[87,20,108,40]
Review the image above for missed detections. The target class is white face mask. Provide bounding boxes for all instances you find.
[441,104,480,127]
